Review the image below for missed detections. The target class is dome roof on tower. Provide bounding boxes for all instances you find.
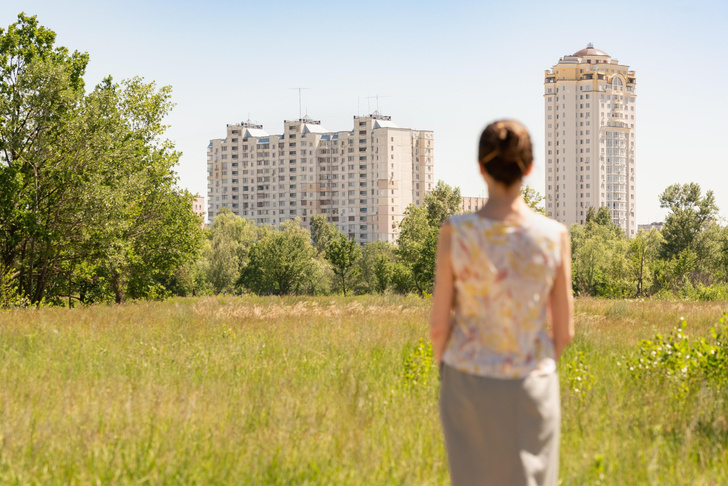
[573,43,609,57]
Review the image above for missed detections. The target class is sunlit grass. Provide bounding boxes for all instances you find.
[1,297,727,484]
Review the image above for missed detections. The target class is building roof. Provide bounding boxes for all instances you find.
[573,43,609,57]
[374,119,399,129]
[303,123,330,134]
[244,128,269,138]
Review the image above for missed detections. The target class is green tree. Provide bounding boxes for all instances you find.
[585,205,623,236]
[395,181,462,295]
[372,253,393,293]
[204,208,256,293]
[657,183,722,289]
[659,183,718,259]
[0,14,89,303]
[355,240,395,293]
[325,234,360,296]
[309,214,339,255]
[628,228,664,297]
[571,222,631,297]
[77,77,204,303]
[521,185,546,215]
[390,261,415,294]
[0,15,203,305]
[396,204,437,295]
[425,180,462,227]
[718,226,728,282]
[240,219,315,295]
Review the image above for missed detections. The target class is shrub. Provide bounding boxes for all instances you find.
[629,314,728,389]
[401,338,435,389]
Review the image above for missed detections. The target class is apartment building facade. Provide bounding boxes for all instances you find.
[192,196,206,229]
[460,196,488,214]
[207,113,434,244]
[544,44,637,236]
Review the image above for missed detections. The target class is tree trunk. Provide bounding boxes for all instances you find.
[111,273,124,304]
[637,248,645,297]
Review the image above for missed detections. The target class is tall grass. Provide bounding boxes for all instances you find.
[0,296,727,484]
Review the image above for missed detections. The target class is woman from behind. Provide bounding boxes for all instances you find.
[430,120,574,486]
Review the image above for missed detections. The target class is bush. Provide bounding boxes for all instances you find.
[629,314,728,389]
[401,338,435,390]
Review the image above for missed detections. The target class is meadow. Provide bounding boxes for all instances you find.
[1,296,727,485]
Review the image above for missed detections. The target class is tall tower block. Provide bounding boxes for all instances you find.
[544,44,637,236]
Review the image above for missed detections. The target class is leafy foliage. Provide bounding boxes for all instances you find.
[395,180,461,295]
[309,214,339,255]
[240,219,315,295]
[401,338,435,390]
[521,185,546,215]
[0,264,27,308]
[629,314,728,389]
[564,350,595,401]
[659,183,718,259]
[425,180,462,227]
[0,14,203,305]
[325,234,360,296]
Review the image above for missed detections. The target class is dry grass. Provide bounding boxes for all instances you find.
[0,296,727,484]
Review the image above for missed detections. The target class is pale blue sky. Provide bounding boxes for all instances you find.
[3,0,727,224]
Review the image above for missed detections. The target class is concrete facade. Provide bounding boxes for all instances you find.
[460,196,488,214]
[544,44,637,236]
[207,113,434,244]
[192,196,205,228]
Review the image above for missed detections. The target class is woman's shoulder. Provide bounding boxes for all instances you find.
[529,212,568,236]
[445,212,478,228]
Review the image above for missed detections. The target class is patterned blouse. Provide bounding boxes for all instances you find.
[442,212,566,379]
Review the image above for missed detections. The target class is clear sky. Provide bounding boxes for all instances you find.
[3,0,727,224]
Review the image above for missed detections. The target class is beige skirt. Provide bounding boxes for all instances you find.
[439,364,560,486]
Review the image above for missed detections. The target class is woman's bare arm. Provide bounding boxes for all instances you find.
[550,227,574,361]
[430,223,455,366]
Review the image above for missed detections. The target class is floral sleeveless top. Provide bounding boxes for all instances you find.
[442,212,566,379]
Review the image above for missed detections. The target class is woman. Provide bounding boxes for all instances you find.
[430,120,574,486]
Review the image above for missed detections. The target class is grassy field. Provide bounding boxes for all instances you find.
[1,296,727,484]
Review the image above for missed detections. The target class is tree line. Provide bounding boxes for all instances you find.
[571,183,728,299]
[180,180,462,297]
[187,181,728,301]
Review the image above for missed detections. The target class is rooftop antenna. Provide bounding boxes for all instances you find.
[291,87,310,119]
[367,94,390,114]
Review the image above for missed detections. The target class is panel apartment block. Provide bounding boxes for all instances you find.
[544,44,637,236]
[207,113,434,244]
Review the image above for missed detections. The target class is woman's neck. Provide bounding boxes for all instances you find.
[477,181,531,222]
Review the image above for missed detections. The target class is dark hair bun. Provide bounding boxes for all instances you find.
[478,120,533,186]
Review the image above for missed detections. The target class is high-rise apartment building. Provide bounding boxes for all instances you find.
[544,44,637,236]
[207,113,434,244]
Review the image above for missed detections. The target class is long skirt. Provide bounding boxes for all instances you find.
[439,364,560,486]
